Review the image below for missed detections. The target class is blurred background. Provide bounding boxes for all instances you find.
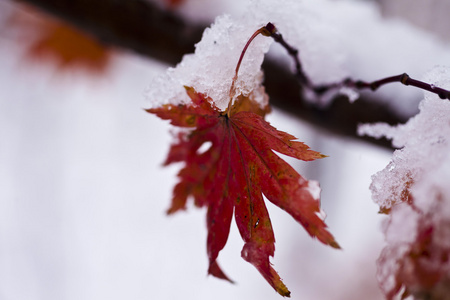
[0,0,449,299]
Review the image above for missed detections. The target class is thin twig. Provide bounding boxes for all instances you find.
[264,23,312,89]
[263,22,450,101]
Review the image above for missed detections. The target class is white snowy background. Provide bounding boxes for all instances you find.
[0,0,449,299]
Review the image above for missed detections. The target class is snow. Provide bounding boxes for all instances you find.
[382,204,419,245]
[339,86,360,103]
[359,66,450,210]
[305,180,321,202]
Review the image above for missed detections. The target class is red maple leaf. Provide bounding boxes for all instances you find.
[166,0,184,8]
[26,21,111,74]
[148,87,339,297]
[9,4,111,75]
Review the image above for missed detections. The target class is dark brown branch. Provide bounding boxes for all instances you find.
[19,0,415,148]
[261,58,405,148]
[264,23,312,89]
[19,0,205,65]
[264,22,450,101]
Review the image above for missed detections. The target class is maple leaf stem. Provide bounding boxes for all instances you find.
[264,23,450,101]
[226,26,270,117]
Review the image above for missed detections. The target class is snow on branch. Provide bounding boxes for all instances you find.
[359,66,450,299]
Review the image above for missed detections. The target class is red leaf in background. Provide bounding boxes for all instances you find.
[148,87,339,297]
[166,0,184,8]
[27,22,111,73]
[9,5,112,74]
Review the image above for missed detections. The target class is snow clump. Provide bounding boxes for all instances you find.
[145,13,272,111]
[145,0,351,110]
[359,66,450,299]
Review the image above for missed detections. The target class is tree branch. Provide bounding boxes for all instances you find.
[19,0,407,148]
[19,0,205,64]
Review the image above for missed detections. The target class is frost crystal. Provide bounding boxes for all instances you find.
[359,66,450,299]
